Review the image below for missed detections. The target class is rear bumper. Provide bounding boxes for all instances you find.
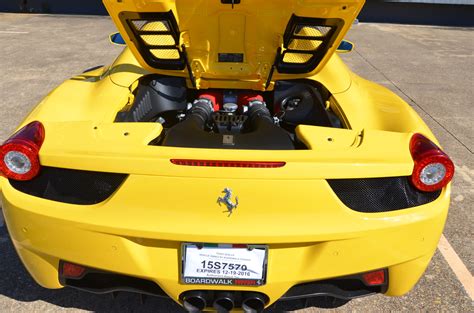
[0,175,450,307]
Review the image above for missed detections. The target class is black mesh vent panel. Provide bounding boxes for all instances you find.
[327,177,441,213]
[10,167,127,205]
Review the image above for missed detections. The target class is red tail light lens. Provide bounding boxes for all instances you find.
[170,159,286,168]
[362,269,386,286]
[0,121,45,181]
[409,133,454,192]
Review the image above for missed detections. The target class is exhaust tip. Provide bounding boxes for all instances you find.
[182,291,207,312]
[213,292,235,312]
[242,292,266,313]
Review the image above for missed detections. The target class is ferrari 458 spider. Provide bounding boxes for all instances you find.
[0,0,454,312]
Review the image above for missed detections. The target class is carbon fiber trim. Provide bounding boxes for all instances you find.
[10,167,127,205]
[327,176,441,213]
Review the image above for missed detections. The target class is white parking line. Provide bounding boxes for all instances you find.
[438,234,474,300]
[0,31,29,34]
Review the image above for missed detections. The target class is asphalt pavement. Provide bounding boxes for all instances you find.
[0,13,472,312]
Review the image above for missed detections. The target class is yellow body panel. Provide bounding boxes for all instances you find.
[0,0,451,311]
[103,0,365,90]
[1,177,450,300]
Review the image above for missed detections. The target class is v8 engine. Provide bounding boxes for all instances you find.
[115,75,343,150]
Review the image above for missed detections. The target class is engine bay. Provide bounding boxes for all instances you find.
[115,76,345,150]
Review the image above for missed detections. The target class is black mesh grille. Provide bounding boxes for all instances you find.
[327,177,441,213]
[10,167,127,205]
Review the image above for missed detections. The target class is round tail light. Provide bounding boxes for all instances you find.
[0,121,45,181]
[409,133,454,192]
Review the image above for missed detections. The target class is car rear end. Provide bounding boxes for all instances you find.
[0,120,452,311]
[0,0,455,311]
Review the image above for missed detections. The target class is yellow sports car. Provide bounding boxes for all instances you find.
[0,0,455,312]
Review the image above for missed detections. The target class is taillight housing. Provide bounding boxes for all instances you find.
[0,121,45,181]
[409,133,454,192]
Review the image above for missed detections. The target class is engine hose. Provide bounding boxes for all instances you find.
[248,100,273,126]
[187,98,214,127]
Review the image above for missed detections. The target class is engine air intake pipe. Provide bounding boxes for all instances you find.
[182,291,208,312]
[247,100,273,125]
[188,97,215,126]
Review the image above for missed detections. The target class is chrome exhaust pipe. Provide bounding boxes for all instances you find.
[242,292,266,313]
[213,291,235,312]
[182,291,208,312]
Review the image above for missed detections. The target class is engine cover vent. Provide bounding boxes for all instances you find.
[119,11,186,70]
[277,15,344,74]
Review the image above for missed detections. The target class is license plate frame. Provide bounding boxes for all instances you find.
[181,243,268,286]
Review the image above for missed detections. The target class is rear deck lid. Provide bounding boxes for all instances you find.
[103,0,364,89]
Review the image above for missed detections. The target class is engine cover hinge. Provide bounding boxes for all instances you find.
[221,0,241,9]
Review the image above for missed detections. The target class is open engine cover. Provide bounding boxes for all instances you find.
[103,0,365,88]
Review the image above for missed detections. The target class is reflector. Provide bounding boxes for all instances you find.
[62,262,86,278]
[362,269,386,286]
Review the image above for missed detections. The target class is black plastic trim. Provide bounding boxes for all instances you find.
[9,167,127,205]
[82,65,104,73]
[277,15,344,74]
[281,280,378,301]
[266,270,388,311]
[281,270,388,301]
[221,0,241,4]
[59,261,168,298]
[136,30,172,35]
[119,11,186,70]
[292,35,325,40]
[327,176,442,213]
[58,260,387,311]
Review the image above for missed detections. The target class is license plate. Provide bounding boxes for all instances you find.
[181,243,268,286]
